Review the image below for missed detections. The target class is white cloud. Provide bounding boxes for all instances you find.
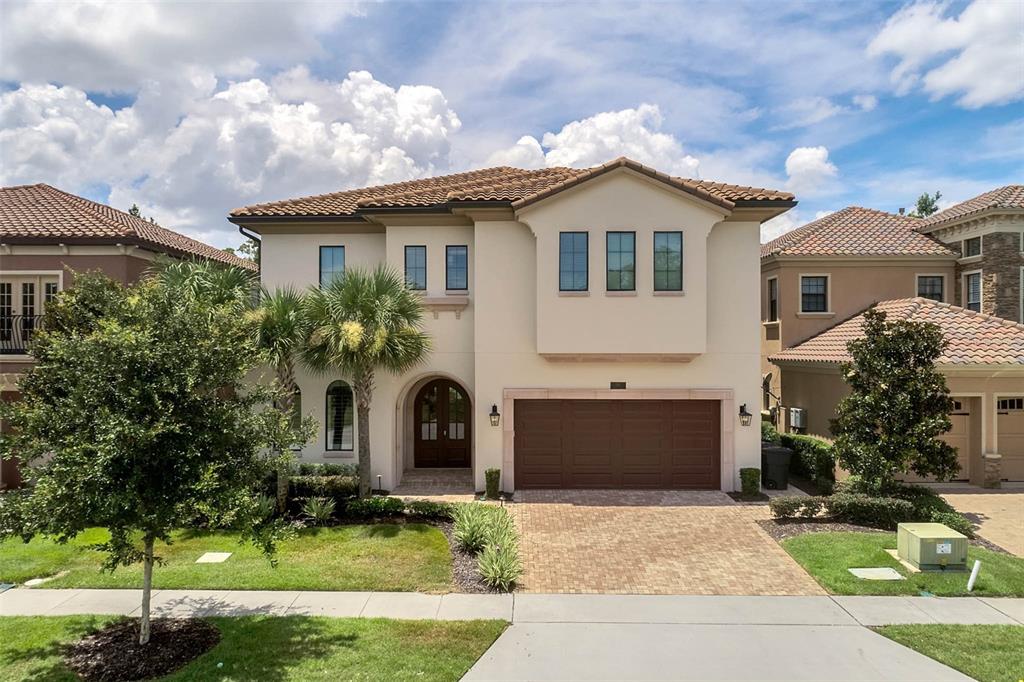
[867,0,1023,108]
[487,104,700,176]
[852,94,878,111]
[775,97,844,129]
[761,210,802,244]
[0,70,461,247]
[0,1,357,92]
[785,146,839,196]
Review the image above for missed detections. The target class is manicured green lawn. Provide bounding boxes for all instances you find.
[0,525,452,592]
[876,624,1024,682]
[782,532,1024,596]
[0,615,506,682]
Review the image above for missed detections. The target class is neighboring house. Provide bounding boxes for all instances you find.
[760,206,958,413]
[915,185,1024,323]
[770,298,1024,484]
[0,183,256,489]
[230,157,796,492]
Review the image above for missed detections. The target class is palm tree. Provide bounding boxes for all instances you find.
[149,257,256,308]
[251,287,308,510]
[302,266,431,496]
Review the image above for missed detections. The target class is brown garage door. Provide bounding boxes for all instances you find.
[514,399,720,489]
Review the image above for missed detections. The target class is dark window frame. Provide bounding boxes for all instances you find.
[963,237,982,257]
[325,379,354,452]
[319,245,346,288]
[964,271,982,312]
[446,245,468,291]
[653,231,683,292]
[559,231,589,292]
[404,245,427,291]
[606,231,636,292]
[768,277,778,321]
[800,275,829,313]
[916,275,944,302]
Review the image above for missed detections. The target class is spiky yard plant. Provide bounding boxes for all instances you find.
[302,266,430,496]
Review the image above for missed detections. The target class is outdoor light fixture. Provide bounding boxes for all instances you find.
[739,404,753,427]
[489,404,501,427]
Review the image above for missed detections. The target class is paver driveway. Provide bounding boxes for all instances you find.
[511,490,823,595]
[942,490,1024,556]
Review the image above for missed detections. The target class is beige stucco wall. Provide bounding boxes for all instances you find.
[778,363,1024,482]
[257,170,768,491]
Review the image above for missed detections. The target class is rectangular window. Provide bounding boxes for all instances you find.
[963,237,981,257]
[606,231,636,291]
[326,383,354,451]
[997,397,1024,411]
[653,231,682,291]
[0,282,11,342]
[800,276,828,313]
[768,277,778,321]
[319,246,345,288]
[446,245,468,290]
[917,275,944,302]
[21,282,35,341]
[559,232,588,291]
[965,272,981,312]
[44,282,59,304]
[404,245,427,290]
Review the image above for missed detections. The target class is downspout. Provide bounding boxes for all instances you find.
[237,224,262,271]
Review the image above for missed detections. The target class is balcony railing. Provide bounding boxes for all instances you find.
[0,315,44,355]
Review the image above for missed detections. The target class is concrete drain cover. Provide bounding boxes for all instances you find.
[196,552,232,564]
[848,567,905,581]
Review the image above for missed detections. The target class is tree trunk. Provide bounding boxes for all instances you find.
[353,370,374,497]
[275,358,297,513]
[139,537,155,645]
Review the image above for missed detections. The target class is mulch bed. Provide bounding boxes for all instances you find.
[436,520,494,594]
[757,518,1011,554]
[65,618,220,681]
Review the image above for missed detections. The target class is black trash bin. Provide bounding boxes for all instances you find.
[761,444,793,490]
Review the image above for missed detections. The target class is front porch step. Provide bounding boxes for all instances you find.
[392,468,474,497]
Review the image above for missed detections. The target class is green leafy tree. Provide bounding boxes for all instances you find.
[830,308,959,490]
[302,266,431,495]
[251,287,310,510]
[0,274,290,645]
[910,190,942,217]
[149,258,256,308]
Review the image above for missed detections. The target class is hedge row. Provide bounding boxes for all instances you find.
[779,433,836,493]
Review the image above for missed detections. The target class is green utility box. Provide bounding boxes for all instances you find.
[897,523,968,571]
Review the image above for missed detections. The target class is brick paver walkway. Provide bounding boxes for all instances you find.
[511,490,824,595]
[942,490,1024,556]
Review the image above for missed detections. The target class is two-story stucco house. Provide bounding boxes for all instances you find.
[0,183,256,488]
[230,158,796,493]
[759,188,1024,485]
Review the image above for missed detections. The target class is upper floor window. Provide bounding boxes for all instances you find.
[767,277,778,321]
[964,272,981,312]
[963,237,981,257]
[319,246,345,288]
[606,231,635,291]
[405,245,426,290]
[446,245,468,291]
[917,275,944,302]
[800,275,828,313]
[653,231,682,292]
[559,232,588,291]
[326,380,354,451]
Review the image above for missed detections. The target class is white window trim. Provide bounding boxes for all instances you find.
[766,275,779,322]
[961,269,982,312]
[798,273,832,315]
[915,272,947,303]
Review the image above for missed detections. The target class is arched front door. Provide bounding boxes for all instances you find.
[414,378,471,468]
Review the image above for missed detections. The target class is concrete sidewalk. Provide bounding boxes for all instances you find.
[1,588,1021,626]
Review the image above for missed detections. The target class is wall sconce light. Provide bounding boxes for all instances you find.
[739,404,753,427]
[489,404,501,427]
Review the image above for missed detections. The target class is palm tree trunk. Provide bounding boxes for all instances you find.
[139,536,155,645]
[275,358,297,513]
[353,370,374,497]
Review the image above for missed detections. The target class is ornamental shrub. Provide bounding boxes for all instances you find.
[302,496,336,525]
[297,462,357,477]
[780,433,836,493]
[344,496,405,518]
[453,503,498,554]
[739,468,761,496]
[485,468,501,499]
[761,421,781,444]
[825,493,915,528]
[404,500,455,520]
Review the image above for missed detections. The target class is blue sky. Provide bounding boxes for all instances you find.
[1,0,1020,247]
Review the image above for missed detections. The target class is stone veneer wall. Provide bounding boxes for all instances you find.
[953,231,1023,323]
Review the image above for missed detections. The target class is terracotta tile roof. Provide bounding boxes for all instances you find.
[0,184,256,270]
[918,185,1024,230]
[230,157,794,218]
[769,298,1024,366]
[760,206,956,259]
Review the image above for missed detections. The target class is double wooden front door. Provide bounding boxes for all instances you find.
[414,379,471,468]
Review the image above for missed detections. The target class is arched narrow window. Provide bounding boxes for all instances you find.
[326,381,354,451]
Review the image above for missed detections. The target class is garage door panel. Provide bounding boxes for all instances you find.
[514,398,720,489]
[999,411,1024,481]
